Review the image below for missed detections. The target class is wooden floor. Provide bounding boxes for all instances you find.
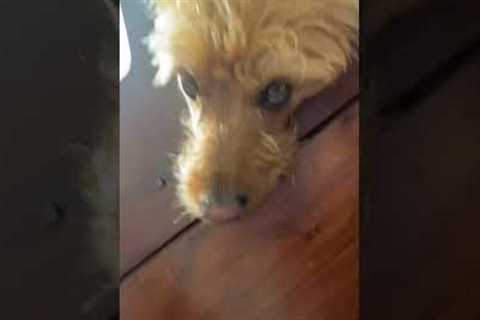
[361,3,480,318]
[120,102,358,319]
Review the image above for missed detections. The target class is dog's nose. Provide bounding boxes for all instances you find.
[235,193,249,208]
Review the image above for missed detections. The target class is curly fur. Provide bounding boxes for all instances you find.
[147,0,358,220]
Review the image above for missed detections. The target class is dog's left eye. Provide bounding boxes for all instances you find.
[258,80,292,111]
[180,72,199,100]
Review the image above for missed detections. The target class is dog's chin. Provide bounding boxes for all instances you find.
[202,206,244,223]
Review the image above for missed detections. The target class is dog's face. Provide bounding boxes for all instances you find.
[148,0,358,221]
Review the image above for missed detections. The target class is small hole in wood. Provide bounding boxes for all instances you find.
[155,177,167,189]
[50,202,67,224]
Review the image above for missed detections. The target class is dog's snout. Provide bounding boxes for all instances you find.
[236,193,249,208]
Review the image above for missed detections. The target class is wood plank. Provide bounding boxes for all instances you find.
[361,41,480,319]
[121,102,359,320]
[364,1,480,116]
[119,0,191,275]
[0,1,118,318]
[120,187,194,275]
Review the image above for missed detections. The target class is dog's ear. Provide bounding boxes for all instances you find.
[296,0,358,88]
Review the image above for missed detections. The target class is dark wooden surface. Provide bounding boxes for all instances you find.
[362,1,480,117]
[362,1,480,319]
[121,102,359,320]
[0,1,118,319]
[362,45,480,320]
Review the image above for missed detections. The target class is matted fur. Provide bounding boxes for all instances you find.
[147,0,358,219]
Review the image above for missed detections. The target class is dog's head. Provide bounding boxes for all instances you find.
[147,0,358,221]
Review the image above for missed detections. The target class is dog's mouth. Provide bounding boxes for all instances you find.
[203,205,244,223]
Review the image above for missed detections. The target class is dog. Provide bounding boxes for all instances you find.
[147,0,358,222]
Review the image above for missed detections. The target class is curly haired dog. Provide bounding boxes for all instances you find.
[147,0,358,222]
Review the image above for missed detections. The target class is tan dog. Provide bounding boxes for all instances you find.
[147,0,358,222]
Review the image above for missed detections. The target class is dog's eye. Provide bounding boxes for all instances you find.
[180,72,199,100]
[258,80,292,111]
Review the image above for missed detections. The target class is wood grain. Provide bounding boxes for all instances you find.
[121,102,359,320]
[121,187,195,275]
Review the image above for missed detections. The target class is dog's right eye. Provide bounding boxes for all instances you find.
[258,79,292,111]
[180,72,199,100]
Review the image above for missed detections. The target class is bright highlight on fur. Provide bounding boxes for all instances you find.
[147,0,358,221]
